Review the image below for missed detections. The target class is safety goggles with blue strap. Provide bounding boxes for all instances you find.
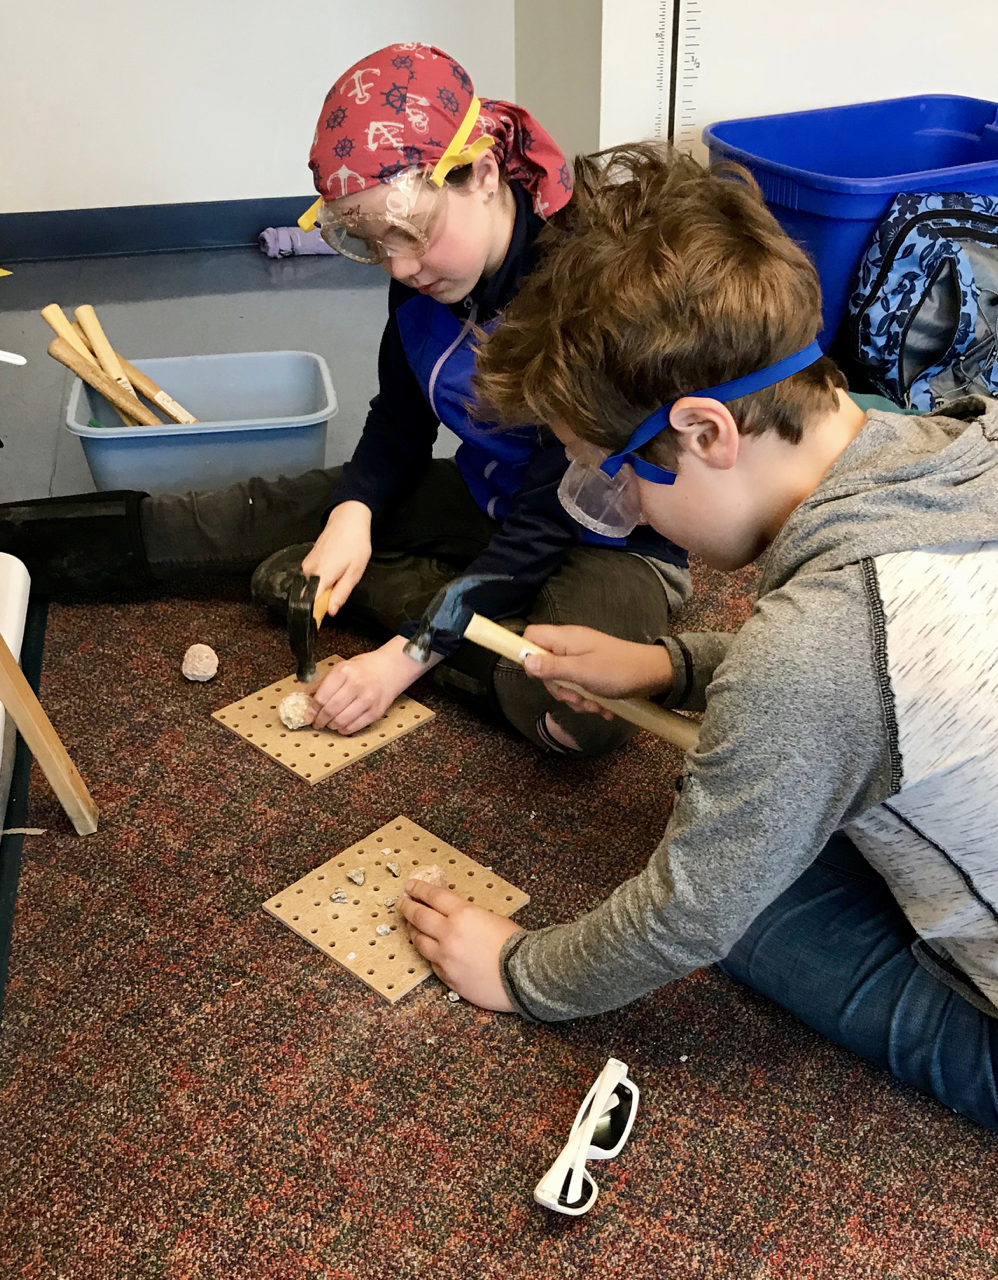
[557,340,824,538]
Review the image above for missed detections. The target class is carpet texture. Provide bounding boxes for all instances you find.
[1,562,997,1280]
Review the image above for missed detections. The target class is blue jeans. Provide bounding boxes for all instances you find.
[719,833,998,1130]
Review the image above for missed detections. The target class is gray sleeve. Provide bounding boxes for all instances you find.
[656,632,734,713]
[501,567,898,1023]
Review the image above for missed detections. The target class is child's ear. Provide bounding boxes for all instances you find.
[470,149,501,197]
[669,398,740,470]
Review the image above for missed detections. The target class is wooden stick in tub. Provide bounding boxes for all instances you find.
[69,321,198,425]
[47,337,163,426]
[40,304,139,425]
[74,305,138,402]
[462,612,700,752]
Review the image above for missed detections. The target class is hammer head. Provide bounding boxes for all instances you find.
[402,573,512,664]
[287,572,321,683]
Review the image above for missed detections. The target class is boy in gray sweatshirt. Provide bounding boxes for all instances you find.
[397,146,998,1129]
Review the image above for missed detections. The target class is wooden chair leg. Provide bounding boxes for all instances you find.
[0,632,98,836]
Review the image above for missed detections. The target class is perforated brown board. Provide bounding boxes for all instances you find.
[211,657,434,784]
[263,816,530,1003]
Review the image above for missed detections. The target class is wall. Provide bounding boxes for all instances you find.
[514,0,602,165]
[0,1,514,214]
[598,0,998,162]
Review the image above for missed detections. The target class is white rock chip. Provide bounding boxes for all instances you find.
[181,643,218,682]
[447,991,461,1003]
[278,691,314,730]
[386,861,401,877]
[346,952,356,961]
[329,889,348,904]
[376,924,391,936]
[346,868,365,886]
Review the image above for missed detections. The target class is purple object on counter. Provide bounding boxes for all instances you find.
[258,227,339,258]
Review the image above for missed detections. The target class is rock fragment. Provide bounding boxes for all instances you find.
[397,864,447,937]
[346,868,365,886]
[329,889,347,904]
[182,643,218,682]
[386,861,401,877]
[376,924,391,936]
[278,691,314,730]
[447,990,461,1002]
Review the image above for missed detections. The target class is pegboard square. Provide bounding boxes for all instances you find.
[212,657,434,784]
[263,816,530,1002]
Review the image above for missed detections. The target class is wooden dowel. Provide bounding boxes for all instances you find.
[47,336,163,426]
[68,318,198,426]
[463,612,700,752]
[117,357,198,425]
[40,305,138,425]
[0,631,97,836]
[75,304,136,400]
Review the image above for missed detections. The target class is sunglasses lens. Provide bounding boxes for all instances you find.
[590,1081,635,1153]
[556,1165,597,1213]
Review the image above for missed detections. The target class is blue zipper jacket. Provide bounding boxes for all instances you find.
[329,181,687,634]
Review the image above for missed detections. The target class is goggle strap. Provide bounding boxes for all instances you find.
[430,95,494,186]
[298,196,323,232]
[621,338,826,457]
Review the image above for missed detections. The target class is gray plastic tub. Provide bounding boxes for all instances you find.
[66,350,336,494]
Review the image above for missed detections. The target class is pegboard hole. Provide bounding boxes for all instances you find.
[367,969,375,975]
[350,927,358,933]
[467,871,474,877]
[310,929,318,935]
[506,895,512,901]
[388,954,395,960]
[486,882,494,889]
[407,968,415,974]
[448,859,456,864]
[353,899,360,906]
[387,984,394,990]
[292,915,299,921]
[332,913,339,920]
[448,883,456,890]
[369,941,376,947]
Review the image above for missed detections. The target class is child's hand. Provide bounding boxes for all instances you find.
[399,881,520,1011]
[521,625,674,714]
[301,501,372,619]
[310,635,423,734]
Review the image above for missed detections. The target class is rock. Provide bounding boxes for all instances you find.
[447,990,461,1003]
[398,864,446,936]
[376,924,391,936]
[346,868,365,886]
[182,643,218,682]
[329,889,348,904]
[278,691,314,730]
[386,861,401,877]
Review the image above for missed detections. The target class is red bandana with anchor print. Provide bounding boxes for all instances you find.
[308,42,572,218]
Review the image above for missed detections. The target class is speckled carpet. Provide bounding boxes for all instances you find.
[1,562,997,1280]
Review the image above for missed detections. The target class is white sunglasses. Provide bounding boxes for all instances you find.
[534,1057,639,1216]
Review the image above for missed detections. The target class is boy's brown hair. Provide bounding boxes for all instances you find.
[474,144,846,466]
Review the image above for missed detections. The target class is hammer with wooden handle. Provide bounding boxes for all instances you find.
[403,574,699,752]
[75,304,136,401]
[47,336,163,426]
[40,304,139,425]
[287,572,334,684]
[69,319,198,425]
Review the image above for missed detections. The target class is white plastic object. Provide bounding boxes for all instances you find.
[533,1057,639,1216]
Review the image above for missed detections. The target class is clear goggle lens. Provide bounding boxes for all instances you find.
[557,456,644,539]
[317,167,444,264]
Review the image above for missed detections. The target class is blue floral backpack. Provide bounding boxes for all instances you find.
[847,192,998,409]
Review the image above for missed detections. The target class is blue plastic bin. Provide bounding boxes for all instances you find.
[703,95,998,345]
[66,350,336,494]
